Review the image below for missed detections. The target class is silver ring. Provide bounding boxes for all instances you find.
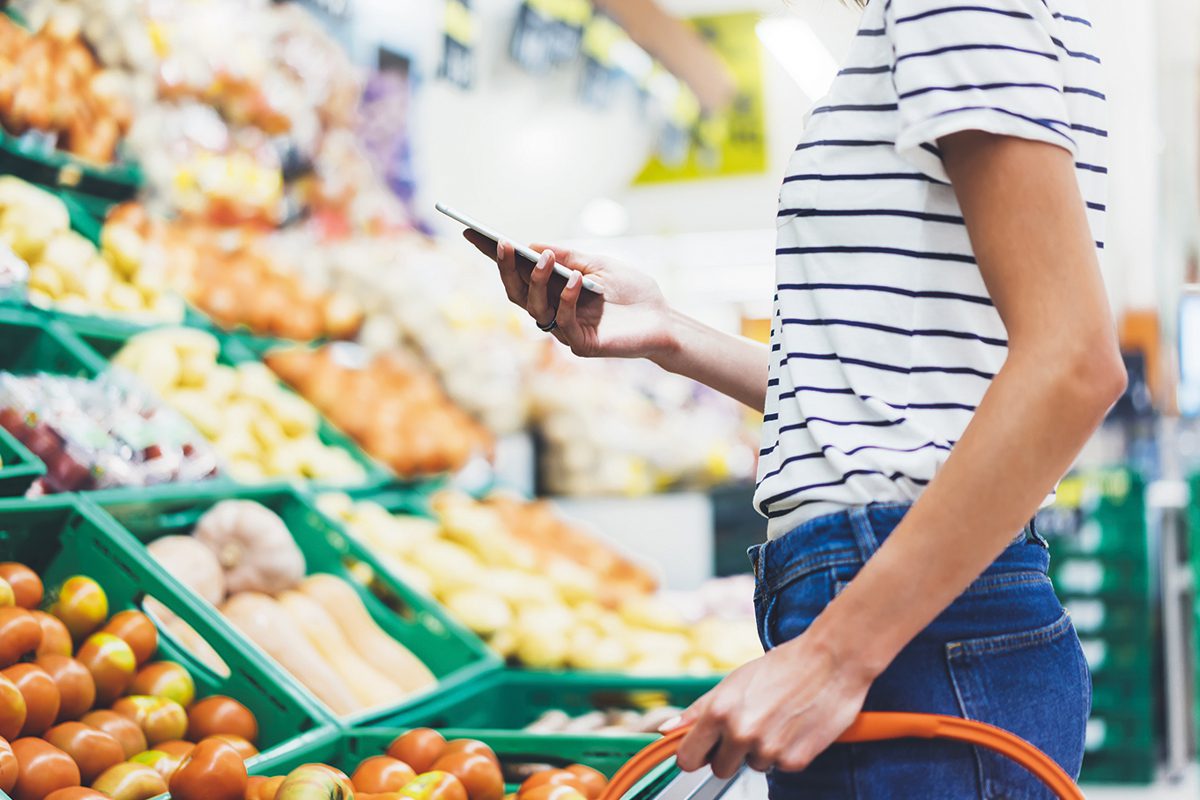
[537,316,558,333]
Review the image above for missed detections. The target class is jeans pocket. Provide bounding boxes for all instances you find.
[758,567,837,651]
[945,612,1089,800]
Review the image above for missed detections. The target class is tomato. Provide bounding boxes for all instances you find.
[155,739,195,759]
[75,632,136,705]
[518,770,588,797]
[274,764,354,800]
[204,733,258,760]
[397,770,468,800]
[386,729,447,773]
[129,748,185,782]
[518,786,587,800]
[50,577,108,640]
[563,765,606,799]
[10,737,81,800]
[3,663,60,736]
[169,738,248,800]
[432,752,504,800]
[129,661,195,707]
[43,789,108,800]
[79,710,147,759]
[187,695,259,743]
[36,655,95,722]
[99,611,158,667]
[0,672,27,741]
[90,762,167,800]
[33,611,73,658]
[112,695,188,746]
[0,578,13,608]
[0,735,16,793]
[254,774,285,800]
[299,763,352,784]
[351,755,418,792]
[441,739,499,768]
[244,775,268,800]
[0,565,41,609]
[43,721,124,783]
[0,608,41,667]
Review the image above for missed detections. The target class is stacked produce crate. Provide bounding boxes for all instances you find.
[1041,468,1156,784]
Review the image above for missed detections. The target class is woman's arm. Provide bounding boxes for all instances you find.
[673,133,1126,778]
[652,311,769,411]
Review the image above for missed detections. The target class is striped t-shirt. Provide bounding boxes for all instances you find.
[755,0,1107,538]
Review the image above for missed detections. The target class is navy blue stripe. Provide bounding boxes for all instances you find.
[1070,123,1108,138]
[839,65,892,76]
[776,281,990,305]
[1064,86,1106,100]
[778,386,857,400]
[1050,36,1101,64]
[1053,12,1091,27]
[783,172,941,184]
[771,343,781,352]
[1086,201,1106,212]
[895,5,1033,23]
[781,351,996,380]
[795,139,894,151]
[759,440,953,471]
[866,397,978,412]
[777,246,976,265]
[777,208,966,226]
[925,105,1076,146]
[767,378,780,387]
[899,81,1060,100]
[1095,242,1105,250]
[858,27,886,36]
[1075,161,1108,174]
[759,470,930,515]
[812,104,899,114]
[780,317,1008,347]
[763,413,779,422]
[896,43,1058,65]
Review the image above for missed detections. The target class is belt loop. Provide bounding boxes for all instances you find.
[848,506,879,563]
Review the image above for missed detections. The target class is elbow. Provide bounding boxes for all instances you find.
[1064,338,1127,415]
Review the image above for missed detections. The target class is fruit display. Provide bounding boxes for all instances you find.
[524,706,683,736]
[0,12,134,165]
[318,492,761,674]
[142,498,438,717]
[0,178,184,322]
[0,562,265,799]
[0,371,220,493]
[110,328,368,485]
[252,730,610,800]
[266,344,493,478]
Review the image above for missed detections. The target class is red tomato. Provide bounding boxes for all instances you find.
[129,661,195,707]
[0,673,26,741]
[155,739,195,759]
[2,663,60,736]
[396,770,468,800]
[128,748,186,783]
[43,721,124,783]
[0,735,16,793]
[75,633,135,706]
[442,738,499,767]
[386,728,447,773]
[49,577,107,640]
[90,761,167,800]
[111,695,188,746]
[43,789,108,800]
[99,611,158,667]
[519,770,589,797]
[0,564,42,609]
[36,655,95,722]
[519,786,587,800]
[432,752,504,800]
[79,710,147,759]
[169,738,248,800]
[202,734,258,760]
[10,737,81,800]
[33,611,73,658]
[563,765,607,799]
[187,695,258,744]
[0,608,41,667]
[351,755,418,792]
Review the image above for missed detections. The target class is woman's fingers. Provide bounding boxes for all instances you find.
[495,240,529,306]
[556,270,584,349]
[525,250,555,326]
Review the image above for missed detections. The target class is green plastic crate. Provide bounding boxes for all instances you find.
[0,128,141,208]
[86,485,499,727]
[0,495,334,771]
[1078,748,1156,785]
[247,727,677,800]
[1079,635,1151,677]
[0,423,44,496]
[0,305,108,377]
[73,324,394,492]
[1048,555,1150,597]
[1084,708,1155,752]
[1058,594,1152,638]
[380,669,717,730]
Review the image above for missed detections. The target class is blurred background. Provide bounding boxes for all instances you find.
[0,0,1197,795]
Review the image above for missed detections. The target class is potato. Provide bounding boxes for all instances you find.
[27,264,64,298]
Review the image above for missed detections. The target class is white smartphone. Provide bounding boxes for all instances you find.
[436,202,603,293]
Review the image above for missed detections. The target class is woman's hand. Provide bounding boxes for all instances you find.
[464,230,675,360]
[670,633,873,779]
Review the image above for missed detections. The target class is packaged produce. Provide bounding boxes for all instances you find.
[140,498,437,717]
[266,343,493,478]
[320,492,762,675]
[110,328,367,485]
[0,370,220,494]
[0,11,135,165]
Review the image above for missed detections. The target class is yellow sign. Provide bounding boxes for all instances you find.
[635,12,767,183]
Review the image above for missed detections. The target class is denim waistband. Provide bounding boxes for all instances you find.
[748,503,1048,600]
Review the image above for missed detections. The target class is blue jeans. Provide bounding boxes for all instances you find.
[749,504,1090,799]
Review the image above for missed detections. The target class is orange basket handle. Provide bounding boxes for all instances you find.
[598,711,1085,800]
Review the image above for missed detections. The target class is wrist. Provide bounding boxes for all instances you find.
[647,307,687,371]
[800,608,894,685]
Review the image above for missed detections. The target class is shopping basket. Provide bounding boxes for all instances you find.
[599,712,1085,800]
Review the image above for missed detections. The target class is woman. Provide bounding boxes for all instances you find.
[469,0,1121,795]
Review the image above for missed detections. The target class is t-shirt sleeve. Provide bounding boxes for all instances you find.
[886,0,1077,183]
